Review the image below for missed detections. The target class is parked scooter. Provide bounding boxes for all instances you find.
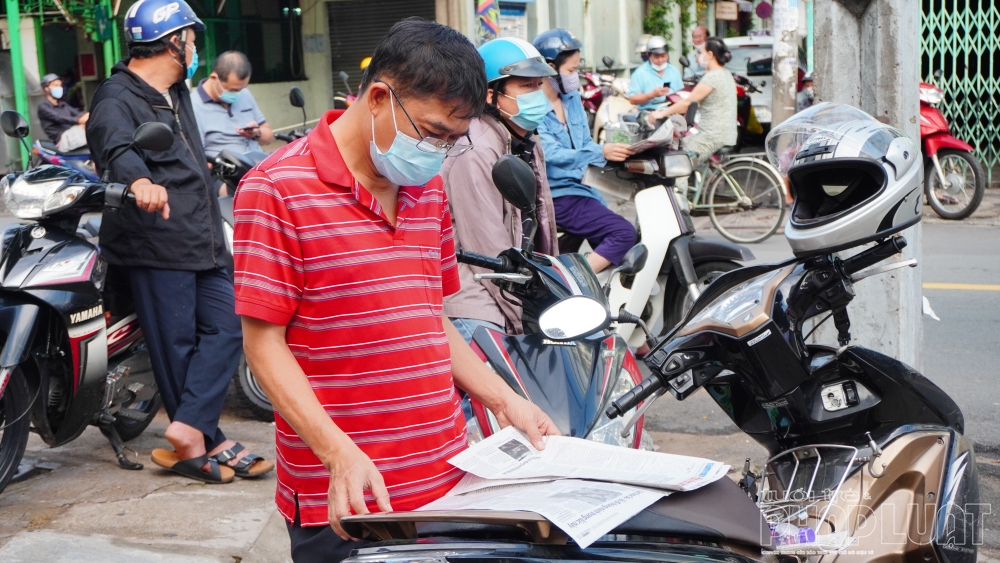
[32,140,99,182]
[581,104,754,345]
[456,156,653,448]
[0,111,173,494]
[335,109,980,563]
[591,57,634,143]
[920,70,985,219]
[333,71,358,109]
[273,86,310,143]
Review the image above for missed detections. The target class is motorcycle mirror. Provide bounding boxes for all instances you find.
[602,55,615,69]
[678,55,690,69]
[0,111,29,139]
[685,102,699,127]
[289,86,306,108]
[933,69,942,80]
[132,122,174,152]
[539,296,611,341]
[617,244,649,276]
[491,155,537,214]
[338,71,352,95]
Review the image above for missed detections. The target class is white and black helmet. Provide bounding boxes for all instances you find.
[766,103,923,257]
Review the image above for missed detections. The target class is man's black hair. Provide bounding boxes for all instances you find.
[213,51,252,81]
[128,29,187,60]
[553,49,580,73]
[360,17,486,119]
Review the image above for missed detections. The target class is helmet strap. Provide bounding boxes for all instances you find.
[166,29,187,70]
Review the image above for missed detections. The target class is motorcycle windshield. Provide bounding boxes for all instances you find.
[764,103,901,175]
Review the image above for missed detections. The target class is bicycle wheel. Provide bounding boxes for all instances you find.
[708,160,785,243]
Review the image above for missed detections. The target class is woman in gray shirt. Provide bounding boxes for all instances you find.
[647,37,737,163]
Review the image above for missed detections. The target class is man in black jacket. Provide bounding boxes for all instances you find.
[87,0,271,483]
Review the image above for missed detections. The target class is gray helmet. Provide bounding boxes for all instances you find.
[41,73,60,88]
[646,36,669,55]
[766,103,922,257]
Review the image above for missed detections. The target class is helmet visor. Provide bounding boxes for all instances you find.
[496,57,557,81]
[765,103,896,176]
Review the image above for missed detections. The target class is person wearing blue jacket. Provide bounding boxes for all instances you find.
[533,29,637,273]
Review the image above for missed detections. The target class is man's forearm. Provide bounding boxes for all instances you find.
[241,317,355,467]
[628,92,656,105]
[443,315,514,410]
[258,124,275,145]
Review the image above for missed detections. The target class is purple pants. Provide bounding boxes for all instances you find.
[552,195,637,266]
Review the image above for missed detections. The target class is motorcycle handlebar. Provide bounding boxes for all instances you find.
[455,249,511,272]
[274,132,296,143]
[605,376,664,419]
[841,237,908,277]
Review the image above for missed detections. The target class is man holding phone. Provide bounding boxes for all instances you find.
[627,35,683,110]
[192,51,274,159]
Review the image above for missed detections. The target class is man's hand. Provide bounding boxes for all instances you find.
[326,440,393,540]
[77,112,90,125]
[130,178,170,219]
[491,392,561,450]
[651,86,671,97]
[238,121,260,139]
[603,143,635,162]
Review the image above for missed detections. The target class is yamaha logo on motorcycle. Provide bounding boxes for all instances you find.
[69,305,103,324]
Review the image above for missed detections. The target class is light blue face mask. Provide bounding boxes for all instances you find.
[186,47,199,80]
[501,89,551,132]
[217,80,242,105]
[50,86,64,99]
[369,93,447,186]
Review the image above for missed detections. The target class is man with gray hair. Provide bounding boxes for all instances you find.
[192,51,274,159]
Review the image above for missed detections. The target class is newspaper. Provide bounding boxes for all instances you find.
[419,478,664,548]
[449,426,729,492]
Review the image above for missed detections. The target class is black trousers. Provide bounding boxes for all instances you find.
[286,508,372,563]
[128,266,243,451]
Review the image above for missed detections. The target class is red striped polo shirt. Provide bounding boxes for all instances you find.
[232,110,467,526]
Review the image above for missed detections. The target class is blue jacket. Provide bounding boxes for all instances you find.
[537,91,606,202]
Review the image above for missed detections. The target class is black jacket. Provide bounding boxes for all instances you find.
[87,61,226,271]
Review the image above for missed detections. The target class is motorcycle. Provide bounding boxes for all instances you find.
[580,104,753,345]
[920,70,985,220]
[333,70,358,109]
[0,111,174,494]
[32,140,99,182]
[335,173,981,563]
[273,86,311,144]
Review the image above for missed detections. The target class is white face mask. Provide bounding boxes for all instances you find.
[651,62,669,72]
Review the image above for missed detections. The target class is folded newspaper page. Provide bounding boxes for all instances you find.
[419,478,664,548]
[449,426,729,492]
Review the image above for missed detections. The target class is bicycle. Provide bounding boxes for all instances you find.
[681,149,787,244]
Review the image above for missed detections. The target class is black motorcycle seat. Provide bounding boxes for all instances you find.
[413,478,771,548]
[218,195,234,227]
[39,140,90,157]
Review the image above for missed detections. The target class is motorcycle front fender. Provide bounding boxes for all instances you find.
[924,133,975,157]
[0,301,40,368]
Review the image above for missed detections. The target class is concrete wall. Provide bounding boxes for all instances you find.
[525,0,646,72]
[812,0,923,369]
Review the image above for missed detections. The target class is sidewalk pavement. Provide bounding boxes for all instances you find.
[2,393,998,562]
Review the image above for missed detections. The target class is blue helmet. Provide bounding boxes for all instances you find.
[123,0,205,43]
[478,38,555,84]
[531,29,584,63]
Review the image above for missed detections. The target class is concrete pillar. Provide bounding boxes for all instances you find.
[771,0,798,125]
[536,0,550,35]
[811,0,923,369]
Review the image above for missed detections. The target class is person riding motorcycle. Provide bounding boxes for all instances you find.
[533,29,637,274]
[647,37,737,165]
[441,38,559,340]
[634,33,652,63]
[627,36,683,111]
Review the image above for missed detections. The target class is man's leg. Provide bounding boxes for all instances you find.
[177,267,244,451]
[128,268,197,424]
[552,195,638,270]
[56,125,88,152]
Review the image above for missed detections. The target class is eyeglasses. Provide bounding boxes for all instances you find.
[376,80,474,157]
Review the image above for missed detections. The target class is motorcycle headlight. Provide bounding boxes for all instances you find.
[2,176,68,220]
[687,269,780,328]
[588,368,654,450]
[43,185,87,215]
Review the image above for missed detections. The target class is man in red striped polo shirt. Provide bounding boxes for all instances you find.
[233,19,559,563]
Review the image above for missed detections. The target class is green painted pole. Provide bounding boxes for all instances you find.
[101,0,115,77]
[33,15,45,77]
[5,0,30,167]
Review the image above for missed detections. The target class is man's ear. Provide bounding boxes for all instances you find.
[366,82,390,116]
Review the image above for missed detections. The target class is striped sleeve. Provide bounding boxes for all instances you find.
[440,191,460,298]
[232,168,304,325]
